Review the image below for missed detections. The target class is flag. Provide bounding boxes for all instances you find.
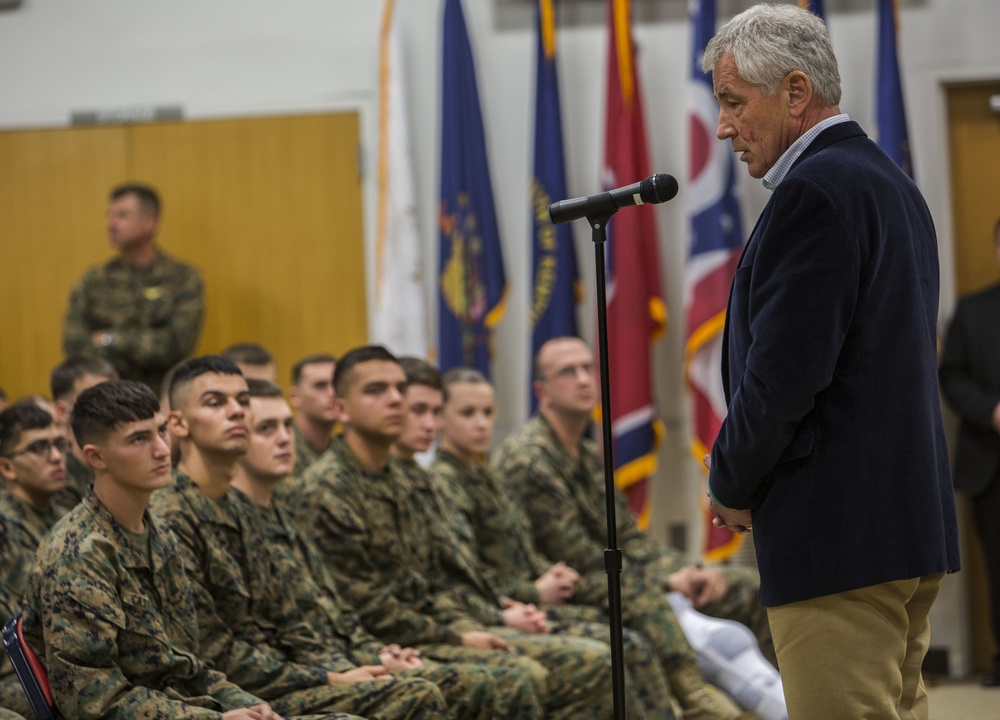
[530,0,580,410]
[438,0,508,376]
[600,0,665,530]
[875,0,913,177]
[373,0,429,358]
[797,0,827,22]
[685,0,746,561]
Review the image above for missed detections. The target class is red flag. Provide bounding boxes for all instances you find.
[600,0,665,530]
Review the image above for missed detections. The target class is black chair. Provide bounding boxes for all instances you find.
[2,615,56,720]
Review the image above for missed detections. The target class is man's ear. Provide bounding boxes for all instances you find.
[784,70,813,117]
[0,457,18,483]
[333,396,350,426]
[532,379,545,404]
[52,399,72,424]
[142,212,159,237]
[288,385,301,409]
[81,444,107,471]
[167,410,190,439]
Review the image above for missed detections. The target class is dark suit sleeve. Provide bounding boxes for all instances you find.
[710,178,860,509]
[940,298,1000,431]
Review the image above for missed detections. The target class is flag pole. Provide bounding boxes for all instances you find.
[590,210,628,720]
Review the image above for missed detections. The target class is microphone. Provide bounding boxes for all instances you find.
[548,173,679,225]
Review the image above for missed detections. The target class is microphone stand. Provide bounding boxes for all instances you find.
[589,210,627,720]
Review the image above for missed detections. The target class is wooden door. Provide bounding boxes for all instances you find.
[946,80,1000,672]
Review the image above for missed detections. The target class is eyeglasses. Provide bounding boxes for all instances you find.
[3,437,72,459]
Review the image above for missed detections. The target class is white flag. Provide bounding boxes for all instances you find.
[372,0,429,358]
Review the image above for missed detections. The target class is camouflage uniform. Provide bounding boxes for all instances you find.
[431,449,679,720]
[51,451,93,515]
[17,492,346,719]
[0,511,34,719]
[492,414,776,668]
[291,437,617,720]
[230,485,536,720]
[0,489,63,716]
[293,424,329,479]
[150,471,446,719]
[0,711,27,720]
[62,250,204,393]
[0,490,61,596]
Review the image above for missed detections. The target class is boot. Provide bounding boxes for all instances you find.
[667,662,763,720]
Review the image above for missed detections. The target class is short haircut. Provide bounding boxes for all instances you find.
[440,367,489,403]
[246,378,285,400]
[71,380,159,448]
[221,342,275,368]
[532,336,587,381]
[0,402,54,456]
[291,353,337,385]
[159,358,189,411]
[332,345,400,397]
[168,355,244,409]
[110,182,161,216]
[50,355,119,401]
[702,3,842,106]
[399,357,442,391]
[0,386,7,403]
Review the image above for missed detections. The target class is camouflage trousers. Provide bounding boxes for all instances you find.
[1,673,364,720]
[419,628,616,720]
[549,603,680,720]
[416,641,546,720]
[491,625,616,720]
[574,564,700,675]
[268,675,446,719]
[396,658,499,720]
[0,677,31,719]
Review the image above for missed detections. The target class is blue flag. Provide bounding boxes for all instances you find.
[797,0,827,22]
[438,0,508,377]
[530,0,580,409]
[876,0,913,177]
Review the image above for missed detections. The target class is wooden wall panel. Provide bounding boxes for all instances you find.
[130,113,367,384]
[0,126,128,398]
[0,113,366,402]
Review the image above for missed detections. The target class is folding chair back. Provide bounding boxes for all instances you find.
[1,615,56,720]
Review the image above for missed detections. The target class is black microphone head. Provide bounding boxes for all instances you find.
[639,174,679,204]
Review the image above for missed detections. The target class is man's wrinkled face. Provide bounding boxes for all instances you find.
[712,54,794,179]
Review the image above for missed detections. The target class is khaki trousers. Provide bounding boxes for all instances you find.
[767,573,944,720]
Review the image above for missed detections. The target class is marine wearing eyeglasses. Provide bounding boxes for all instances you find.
[0,400,69,717]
